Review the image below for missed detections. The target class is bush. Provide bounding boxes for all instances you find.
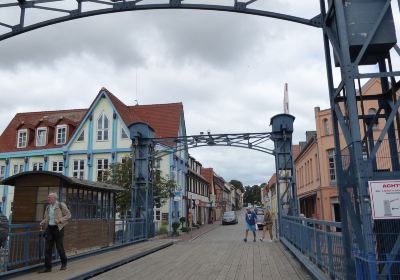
[179,217,186,227]
[158,225,168,235]
[172,222,181,236]
[181,227,191,233]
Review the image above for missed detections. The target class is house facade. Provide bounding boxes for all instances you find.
[186,155,210,225]
[0,88,188,224]
[295,78,387,221]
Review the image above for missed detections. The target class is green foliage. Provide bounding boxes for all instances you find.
[172,222,181,236]
[181,227,191,233]
[106,155,133,215]
[158,225,168,235]
[243,185,262,205]
[106,155,177,215]
[179,217,186,227]
[153,170,177,207]
[230,180,245,193]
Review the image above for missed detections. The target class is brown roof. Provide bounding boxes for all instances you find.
[201,168,213,184]
[292,144,300,160]
[0,88,184,153]
[0,109,87,153]
[267,173,276,187]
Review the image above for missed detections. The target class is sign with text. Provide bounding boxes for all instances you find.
[369,180,400,219]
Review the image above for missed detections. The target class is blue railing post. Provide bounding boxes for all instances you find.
[23,232,29,267]
[326,225,334,279]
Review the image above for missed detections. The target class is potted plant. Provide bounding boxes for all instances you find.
[172,222,181,236]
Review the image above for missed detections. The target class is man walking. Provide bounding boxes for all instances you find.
[244,206,257,242]
[38,193,71,273]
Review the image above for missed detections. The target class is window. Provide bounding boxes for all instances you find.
[155,210,161,221]
[327,149,336,184]
[121,128,129,139]
[368,108,378,130]
[97,113,109,141]
[17,129,27,148]
[13,164,24,175]
[162,213,169,221]
[0,166,5,179]
[77,130,85,142]
[97,159,109,181]
[323,118,330,136]
[32,162,43,171]
[52,161,64,173]
[56,125,67,145]
[73,159,85,179]
[36,127,47,146]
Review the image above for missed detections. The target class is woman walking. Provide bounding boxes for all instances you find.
[260,209,274,242]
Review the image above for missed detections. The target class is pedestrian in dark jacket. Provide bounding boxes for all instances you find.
[244,206,257,242]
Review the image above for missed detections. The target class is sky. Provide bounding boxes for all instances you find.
[0,0,348,186]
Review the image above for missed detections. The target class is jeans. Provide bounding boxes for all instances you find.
[44,225,67,269]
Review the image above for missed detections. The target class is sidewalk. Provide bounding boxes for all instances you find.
[7,239,175,280]
[170,222,221,242]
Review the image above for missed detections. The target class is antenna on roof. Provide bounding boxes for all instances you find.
[135,69,139,106]
[283,83,289,114]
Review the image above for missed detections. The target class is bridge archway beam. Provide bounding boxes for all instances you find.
[0,0,321,42]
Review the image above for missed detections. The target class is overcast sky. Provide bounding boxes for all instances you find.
[1,0,390,186]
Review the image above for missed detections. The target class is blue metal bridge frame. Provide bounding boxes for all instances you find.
[2,1,400,279]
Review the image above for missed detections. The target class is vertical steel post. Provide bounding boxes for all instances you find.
[270,113,298,238]
[129,122,155,240]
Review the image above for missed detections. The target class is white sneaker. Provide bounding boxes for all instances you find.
[269,239,274,242]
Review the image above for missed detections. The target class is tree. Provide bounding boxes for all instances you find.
[230,179,245,193]
[106,155,176,216]
[243,184,262,205]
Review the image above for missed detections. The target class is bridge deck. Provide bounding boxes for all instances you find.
[10,213,312,280]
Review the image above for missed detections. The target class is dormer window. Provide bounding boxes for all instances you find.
[56,125,67,145]
[97,113,109,141]
[17,129,28,148]
[36,127,47,146]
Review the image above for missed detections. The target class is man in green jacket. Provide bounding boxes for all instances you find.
[38,192,71,273]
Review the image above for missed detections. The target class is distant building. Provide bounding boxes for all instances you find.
[186,155,210,225]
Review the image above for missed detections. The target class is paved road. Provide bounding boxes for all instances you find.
[93,212,312,280]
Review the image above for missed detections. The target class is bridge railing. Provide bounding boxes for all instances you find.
[280,215,345,280]
[0,218,146,275]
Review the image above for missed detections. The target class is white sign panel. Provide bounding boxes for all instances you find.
[369,180,400,219]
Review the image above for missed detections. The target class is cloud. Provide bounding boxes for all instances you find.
[0,0,336,186]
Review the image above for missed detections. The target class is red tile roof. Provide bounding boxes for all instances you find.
[0,109,87,153]
[201,168,213,185]
[0,88,184,153]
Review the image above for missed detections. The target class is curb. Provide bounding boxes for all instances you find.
[70,241,175,280]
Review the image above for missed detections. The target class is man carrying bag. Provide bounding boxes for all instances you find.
[38,192,71,273]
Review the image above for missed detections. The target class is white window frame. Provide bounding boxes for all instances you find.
[73,159,85,180]
[327,149,336,184]
[32,162,44,171]
[17,129,28,148]
[96,112,109,141]
[97,158,109,181]
[76,130,85,142]
[52,161,64,173]
[13,164,24,175]
[56,125,68,145]
[36,127,48,147]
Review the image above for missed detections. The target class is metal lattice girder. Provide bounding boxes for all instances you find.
[320,0,400,278]
[151,131,274,157]
[0,0,322,42]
